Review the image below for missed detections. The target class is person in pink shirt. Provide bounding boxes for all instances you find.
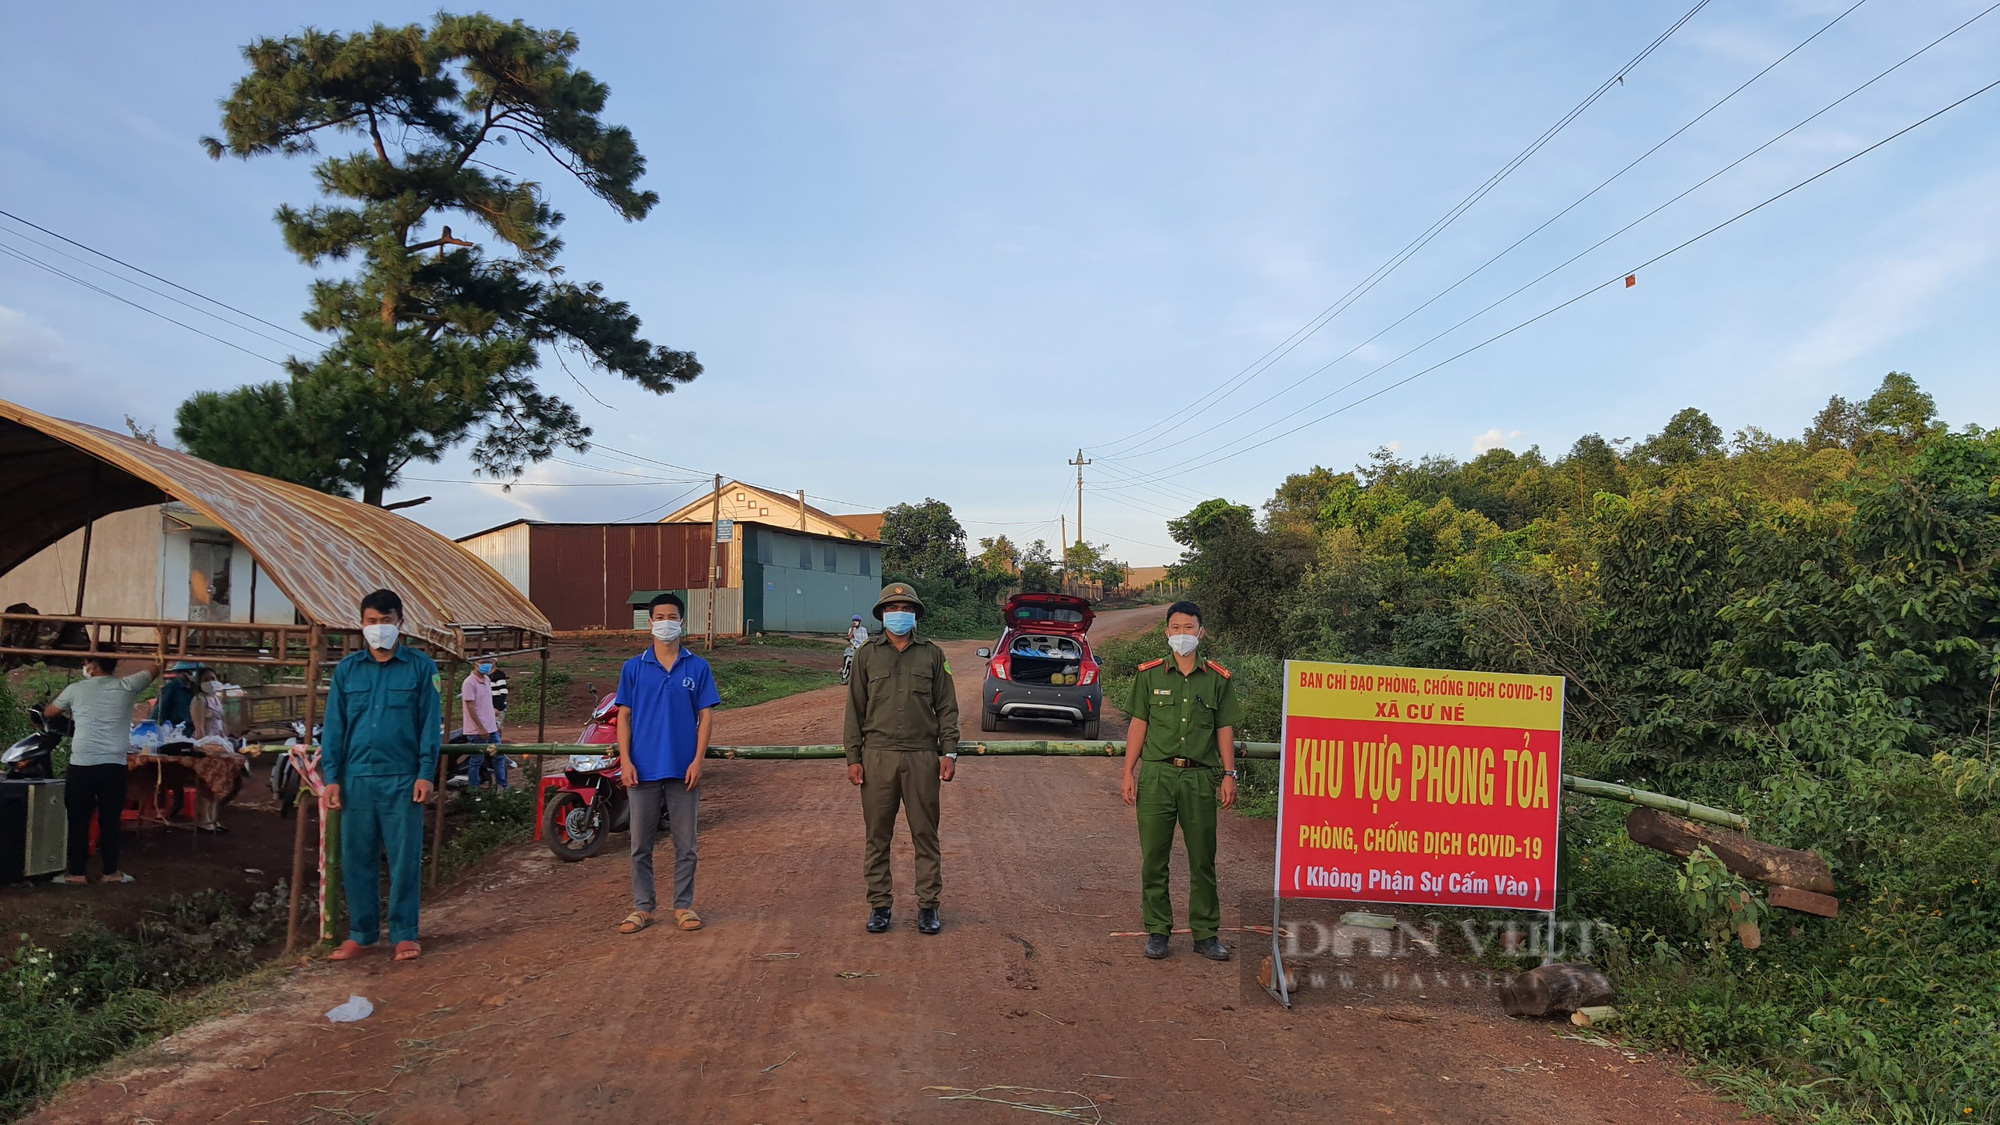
[461,662,507,789]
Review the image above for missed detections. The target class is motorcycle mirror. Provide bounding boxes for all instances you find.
[585,681,595,696]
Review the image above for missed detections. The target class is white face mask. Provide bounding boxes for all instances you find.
[202,681,222,694]
[362,622,400,651]
[1167,633,1201,657]
[651,618,684,643]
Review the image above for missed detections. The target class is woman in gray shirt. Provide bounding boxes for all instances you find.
[48,657,157,883]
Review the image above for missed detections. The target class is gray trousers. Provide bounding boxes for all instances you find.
[630,778,699,913]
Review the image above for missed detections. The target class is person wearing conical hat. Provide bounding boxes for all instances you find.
[844,582,960,936]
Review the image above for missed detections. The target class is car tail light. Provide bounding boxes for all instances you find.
[990,656,1010,681]
[1080,660,1098,685]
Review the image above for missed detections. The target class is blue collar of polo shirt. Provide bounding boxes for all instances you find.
[641,644,690,672]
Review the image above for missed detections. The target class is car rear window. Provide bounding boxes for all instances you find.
[1011,606,1085,624]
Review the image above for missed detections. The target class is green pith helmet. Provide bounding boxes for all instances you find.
[873,582,926,620]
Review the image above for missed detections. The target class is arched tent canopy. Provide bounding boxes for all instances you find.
[0,398,549,654]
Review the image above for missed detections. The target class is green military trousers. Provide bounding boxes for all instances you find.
[861,747,942,910]
[1137,761,1219,940]
[340,772,424,945]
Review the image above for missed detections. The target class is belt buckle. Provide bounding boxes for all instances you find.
[1171,757,1193,768]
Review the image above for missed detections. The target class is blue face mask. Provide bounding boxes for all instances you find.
[478,663,494,676]
[882,611,917,636]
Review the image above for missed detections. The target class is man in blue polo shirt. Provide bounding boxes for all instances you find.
[615,592,720,934]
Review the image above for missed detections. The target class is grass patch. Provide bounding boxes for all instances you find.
[0,886,289,1121]
[709,658,840,709]
[435,787,536,879]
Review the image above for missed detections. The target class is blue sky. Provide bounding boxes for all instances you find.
[3,1,1995,564]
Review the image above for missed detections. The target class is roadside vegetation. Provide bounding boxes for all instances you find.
[1165,373,2000,1122]
[0,888,288,1121]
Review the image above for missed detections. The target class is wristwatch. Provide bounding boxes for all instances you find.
[1221,769,1239,778]
[945,752,959,760]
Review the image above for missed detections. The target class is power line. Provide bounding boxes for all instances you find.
[1089,0,1713,457]
[1100,0,1876,468]
[0,227,327,356]
[0,207,326,350]
[0,243,288,367]
[1103,69,2000,491]
[609,480,716,523]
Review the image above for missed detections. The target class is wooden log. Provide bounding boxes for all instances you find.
[1500,962,1615,1018]
[1258,955,1296,993]
[1625,807,1834,894]
[1766,884,1839,918]
[1571,1005,1620,1028]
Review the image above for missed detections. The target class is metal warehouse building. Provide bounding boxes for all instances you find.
[457,505,884,636]
[456,520,728,633]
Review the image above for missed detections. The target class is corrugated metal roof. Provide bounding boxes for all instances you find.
[0,399,549,652]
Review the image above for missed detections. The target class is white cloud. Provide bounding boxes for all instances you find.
[1775,177,2000,381]
[1471,428,1524,455]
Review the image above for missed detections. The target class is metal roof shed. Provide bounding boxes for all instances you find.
[0,398,550,661]
[0,397,555,950]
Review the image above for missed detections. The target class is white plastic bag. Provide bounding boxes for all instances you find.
[325,995,373,1023]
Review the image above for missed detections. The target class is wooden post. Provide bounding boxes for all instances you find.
[431,658,458,887]
[706,474,722,651]
[285,626,322,954]
[537,646,549,744]
[73,520,94,616]
[797,487,807,531]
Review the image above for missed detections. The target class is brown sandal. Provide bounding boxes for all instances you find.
[674,909,703,931]
[393,940,422,961]
[619,910,656,934]
[327,939,368,961]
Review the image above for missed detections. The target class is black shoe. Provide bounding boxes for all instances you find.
[1193,936,1232,961]
[917,907,941,935]
[866,907,891,934]
[1144,933,1170,959]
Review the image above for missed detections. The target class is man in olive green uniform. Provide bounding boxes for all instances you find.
[1121,601,1244,961]
[845,582,960,935]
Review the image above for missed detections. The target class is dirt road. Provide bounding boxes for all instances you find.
[715,603,1166,746]
[28,602,1754,1124]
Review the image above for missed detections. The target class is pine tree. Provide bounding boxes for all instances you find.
[175,14,700,503]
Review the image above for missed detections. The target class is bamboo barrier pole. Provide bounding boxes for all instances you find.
[1559,774,1746,831]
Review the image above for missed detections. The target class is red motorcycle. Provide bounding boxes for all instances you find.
[539,682,665,861]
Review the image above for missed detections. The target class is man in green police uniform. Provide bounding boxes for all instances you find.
[1121,600,1244,961]
[845,582,959,936]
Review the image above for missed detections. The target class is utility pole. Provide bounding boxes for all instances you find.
[1060,514,1067,592]
[1068,448,1091,551]
[706,473,722,651]
[797,488,808,531]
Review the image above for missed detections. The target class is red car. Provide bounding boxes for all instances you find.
[977,593,1103,739]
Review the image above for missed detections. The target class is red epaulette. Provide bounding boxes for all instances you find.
[1136,658,1165,672]
[1204,659,1232,679]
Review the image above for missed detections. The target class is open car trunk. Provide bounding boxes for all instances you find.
[1007,633,1085,685]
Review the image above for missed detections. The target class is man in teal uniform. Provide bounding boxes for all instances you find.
[1120,601,1244,961]
[322,589,441,963]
